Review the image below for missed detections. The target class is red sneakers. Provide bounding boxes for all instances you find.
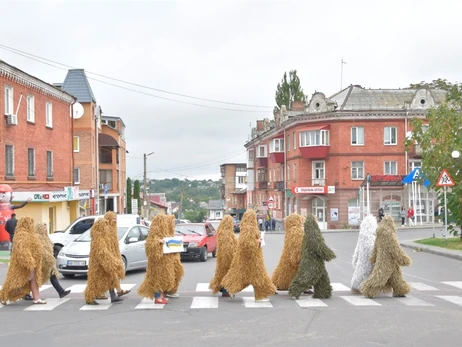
[154,298,168,304]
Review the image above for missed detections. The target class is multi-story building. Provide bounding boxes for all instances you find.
[245,85,446,229]
[0,59,77,235]
[220,163,247,220]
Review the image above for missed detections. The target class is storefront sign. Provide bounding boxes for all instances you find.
[292,186,336,194]
[369,175,403,183]
[13,189,91,202]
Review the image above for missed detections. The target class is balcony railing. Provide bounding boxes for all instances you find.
[408,144,422,158]
[258,181,268,189]
[99,152,113,164]
[311,178,326,186]
[273,181,284,190]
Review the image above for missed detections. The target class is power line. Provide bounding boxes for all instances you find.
[0,43,273,111]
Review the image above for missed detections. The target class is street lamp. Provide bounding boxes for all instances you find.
[452,150,460,159]
[143,152,154,219]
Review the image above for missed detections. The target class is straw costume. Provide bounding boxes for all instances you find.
[271,213,304,291]
[138,214,176,299]
[167,214,184,295]
[221,209,276,301]
[288,214,336,299]
[360,215,411,298]
[209,215,238,294]
[84,219,123,305]
[350,215,378,293]
[0,217,43,304]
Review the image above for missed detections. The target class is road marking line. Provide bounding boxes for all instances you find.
[242,297,272,308]
[410,282,439,291]
[340,296,381,306]
[39,285,52,292]
[435,295,462,306]
[24,298,70,311]
[195,283,254,293]
[120,283,137,291]
[65,284,87,293]
[441,281,462,290]
[190,296,219,309]
[135,298,165,310]
[331,283,350,291]
[295,298,328,308]
[80,302,113,310]
[396,295,433,306]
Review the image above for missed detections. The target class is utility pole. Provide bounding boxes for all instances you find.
[143,152,154,219]
[178,182,183,220]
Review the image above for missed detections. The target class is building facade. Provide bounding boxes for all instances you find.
[0,59,78,234]
[220,163,247,220]
[245,85,445,229]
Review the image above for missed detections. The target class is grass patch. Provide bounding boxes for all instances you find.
[415,237,462,251]
[0,259,9,263]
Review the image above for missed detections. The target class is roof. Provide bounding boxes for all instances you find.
[149,195,167,208]
[208,200,224,210]
[329,85,447,111]
[61,69,97,103]
[102,115,126,128]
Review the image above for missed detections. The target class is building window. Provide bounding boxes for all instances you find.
[74,168,80,184]
[257,145,267,158]
[293,131,296,150]
[5,145,14,176]
[28,148,35,177]
[215,211,221,218]
[108,120,116,128]
[238,176,245,184]
[351,127,364,145]
[236,166,246,172]
[26,95,35,122]
[384,126,397,145]
[270,139,284,152]
[351,161,364,179]
[73,136,80,152]
[313,161,325,184]
[300,130,330,146]
[4,86,13,114]
[46,151,53,178]
[46,102,53,127]
[100,169,113,190]
[287,165,290,183]
[287,134,290,152]
[293,163,297,182]
[248,149,254,161]
[384,161,397,175]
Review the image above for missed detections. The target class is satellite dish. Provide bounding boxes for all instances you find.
[72,102,84,119]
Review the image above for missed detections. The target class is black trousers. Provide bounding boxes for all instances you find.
[50,273,65,294]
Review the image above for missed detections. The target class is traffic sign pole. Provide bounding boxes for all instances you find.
[444,186,448,245]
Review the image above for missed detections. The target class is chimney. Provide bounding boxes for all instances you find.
[291,100,305,111]
[274,107,280,126]
[256,120,264,131]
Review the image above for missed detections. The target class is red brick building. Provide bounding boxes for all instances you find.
[220,163,247,220]
[245,85,446,229]
[0,59,77,234]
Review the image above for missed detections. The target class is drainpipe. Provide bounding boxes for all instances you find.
[283,123,287,220]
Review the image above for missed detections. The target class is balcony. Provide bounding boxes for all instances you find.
[258,181,268,190]
[311,178,326,186]
[408,144,422,158]
[299,146,330,159]
[269,152,284,164]
[99,152,113,164]
[273,181,284,190]
[257,157,268,167]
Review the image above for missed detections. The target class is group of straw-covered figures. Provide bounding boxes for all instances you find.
[0,209,411,306]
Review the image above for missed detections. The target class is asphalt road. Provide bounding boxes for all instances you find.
[1,226,461,347]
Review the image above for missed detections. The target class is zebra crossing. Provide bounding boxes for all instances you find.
[1,281,462,311]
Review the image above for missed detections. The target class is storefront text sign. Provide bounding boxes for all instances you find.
[292,186,336,194]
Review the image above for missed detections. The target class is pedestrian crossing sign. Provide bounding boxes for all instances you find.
[436,169,455,187]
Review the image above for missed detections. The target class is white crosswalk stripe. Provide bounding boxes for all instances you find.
[410,282,439,291]
[80,300,113,310]
[242,297,273,308]
[441,281,462,290]
[435,296,462,306]
[135,298,165,310]
[396,295,434,307]
[191,297,219,308]
[331,283,350,291]
[340,296,381,306]
[195,283,254,292]
[66,283,137,294]
[24,298,71,311]
[295,297,328,308]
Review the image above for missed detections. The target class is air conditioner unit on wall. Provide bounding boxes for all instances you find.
[5,113,18,125]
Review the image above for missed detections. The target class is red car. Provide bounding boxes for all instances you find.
[175,223,217,262]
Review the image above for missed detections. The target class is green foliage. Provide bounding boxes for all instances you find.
[408,78,454,91]
[406,83,462,239]
[126,178,132,214]
[275,70,305,109]
[184,209,207,223]
[133,180,141,216]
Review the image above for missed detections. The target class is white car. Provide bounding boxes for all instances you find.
[56,223,149,278]
[49,214,141,257]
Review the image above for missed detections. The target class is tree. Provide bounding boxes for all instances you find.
[407,78,454,91]
[133,180,141,216]
[406,83,462,240]
[126,178,132,214]
[275,70,305,110]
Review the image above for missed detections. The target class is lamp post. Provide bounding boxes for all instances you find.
[143,152,154,219]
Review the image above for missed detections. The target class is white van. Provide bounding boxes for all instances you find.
[49,214,140,257]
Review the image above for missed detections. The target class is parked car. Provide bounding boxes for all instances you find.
[49,214,141,257]
[208,220,221,231]
[56,223,149,278]
[175,219,192,225]
[175,223,217,262]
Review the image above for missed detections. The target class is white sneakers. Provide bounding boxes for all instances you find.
[166,293,179,298]
[255,298,270,302]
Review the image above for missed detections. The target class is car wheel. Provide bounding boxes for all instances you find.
[122,256,127,274]
[199,247,208,262]
[53,244,63,258]
[212,249,217,258]
[62,274,75,279]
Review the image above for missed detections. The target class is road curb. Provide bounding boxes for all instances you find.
[400,240,462,261]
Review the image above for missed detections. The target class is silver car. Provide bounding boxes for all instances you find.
[56,224,149,278]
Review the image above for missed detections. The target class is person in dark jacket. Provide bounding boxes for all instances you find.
[5,213,17,254]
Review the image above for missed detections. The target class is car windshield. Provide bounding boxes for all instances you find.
[175,225,205,235]
[75,227,128,242]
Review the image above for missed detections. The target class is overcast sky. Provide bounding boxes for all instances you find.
[1,0,461,181]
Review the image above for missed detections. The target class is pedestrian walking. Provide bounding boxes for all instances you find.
[378,207,384,222]
[434,207,439,223]
[5,213,17,254]
[399,207,406,227]
[407,207,415,226]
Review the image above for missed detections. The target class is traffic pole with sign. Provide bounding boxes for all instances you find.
[436,169,455,244]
